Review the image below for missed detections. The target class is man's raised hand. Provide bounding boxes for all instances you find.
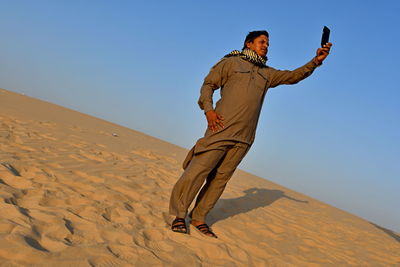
[205,110,224,132]
[315,42,332,64]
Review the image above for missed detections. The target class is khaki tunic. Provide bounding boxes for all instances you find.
[192,56,321,155]
[172,56,321,220]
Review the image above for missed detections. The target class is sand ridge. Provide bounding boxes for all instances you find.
[0,89,399,266]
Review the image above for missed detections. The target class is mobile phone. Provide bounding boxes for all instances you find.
[321,26,330,47]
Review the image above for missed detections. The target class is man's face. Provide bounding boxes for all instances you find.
[246,35,269,57]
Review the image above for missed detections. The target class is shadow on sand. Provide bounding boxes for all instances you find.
[370,223,400,244]
[208,187,308,225]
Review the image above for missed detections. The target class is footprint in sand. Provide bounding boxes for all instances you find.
[37,190,68,207]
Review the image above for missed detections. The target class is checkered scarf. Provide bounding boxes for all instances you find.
[224,48,267,67]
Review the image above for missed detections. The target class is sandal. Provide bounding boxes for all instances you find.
[193,223,218,238]
[171,218,187,234]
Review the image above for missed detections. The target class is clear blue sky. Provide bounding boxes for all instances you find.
[1,0,399,232]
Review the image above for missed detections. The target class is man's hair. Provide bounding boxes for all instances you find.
[243,30,269,49]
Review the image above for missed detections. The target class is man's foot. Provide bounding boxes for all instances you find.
[191,220,217,238]
[171,217,187,234]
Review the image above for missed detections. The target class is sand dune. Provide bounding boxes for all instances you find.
[0,88,399,266]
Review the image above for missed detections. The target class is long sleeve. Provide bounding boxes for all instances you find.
[198,57,233,112]
[268,57,321,88]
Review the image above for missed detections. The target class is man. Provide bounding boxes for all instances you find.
[169,30,332,238]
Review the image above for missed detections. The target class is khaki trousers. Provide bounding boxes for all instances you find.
[169,142,250,222]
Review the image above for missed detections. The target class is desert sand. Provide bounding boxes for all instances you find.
[0,88,399,266]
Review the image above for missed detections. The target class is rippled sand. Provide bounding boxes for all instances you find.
[0,89,399,266]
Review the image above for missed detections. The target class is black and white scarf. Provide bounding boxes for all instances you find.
[224,48,267,67]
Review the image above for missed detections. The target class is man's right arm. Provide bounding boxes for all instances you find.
[198,58,232,132]
[197,58,232,113]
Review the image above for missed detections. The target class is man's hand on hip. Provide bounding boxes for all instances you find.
[205,110,224,132]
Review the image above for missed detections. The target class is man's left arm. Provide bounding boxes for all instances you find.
[268,43,332,88]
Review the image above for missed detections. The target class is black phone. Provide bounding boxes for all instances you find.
[321,26,330,47]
